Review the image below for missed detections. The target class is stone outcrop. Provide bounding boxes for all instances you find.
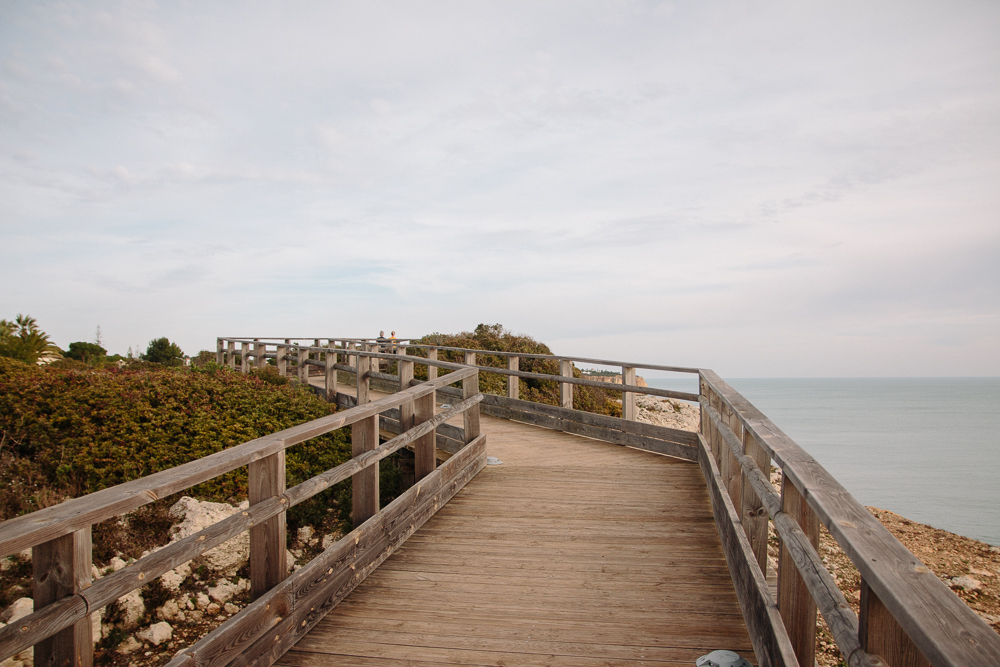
[581,373,648,387]
[168,496,250,577]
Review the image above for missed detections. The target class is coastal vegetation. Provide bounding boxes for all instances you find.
[409,323,622,417]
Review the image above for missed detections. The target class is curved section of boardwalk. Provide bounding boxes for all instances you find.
[277,414,755,667]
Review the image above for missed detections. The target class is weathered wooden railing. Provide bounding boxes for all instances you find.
[218,336,1000,667]
[215,337,701,461]
[0,358,484,667]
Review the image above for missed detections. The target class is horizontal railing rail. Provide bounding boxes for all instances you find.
[0,365,484,667]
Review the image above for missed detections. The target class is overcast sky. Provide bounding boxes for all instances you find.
[2,1,998,377]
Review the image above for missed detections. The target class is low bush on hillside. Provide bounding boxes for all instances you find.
[407,323,621,417]
[0,358,352,526]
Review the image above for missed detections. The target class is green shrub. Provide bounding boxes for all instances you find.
[65,341,107,364]
[408,324,621,417]
[0,361,351,522]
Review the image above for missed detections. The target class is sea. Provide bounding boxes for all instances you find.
[645,377,1000,546]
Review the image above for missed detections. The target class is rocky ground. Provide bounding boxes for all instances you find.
[626,393,702,431]
[0,497,342,667]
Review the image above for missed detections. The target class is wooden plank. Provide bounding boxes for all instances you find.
[324,344,337,402]
[32,529,93,667]
[860,578,930,667]
[351,415,378,527]
[461,366,480,443]
[507,355,519,400]
[480,394,698,446]
[398,358,414,433]
[740,430,770,574]
[356,350,370,405]
[426,348,437,381]
[560,359,573,409]
[227,340,236,370]
[623,366,636,421]
[241,341,250,373]
[481,403,697,462]
[249,452,287,600]
[777,476,818,667]
[216,338,224,365]
[276,345,287,377]
[413,392,435,481]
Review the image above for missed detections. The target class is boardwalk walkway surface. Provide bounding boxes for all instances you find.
[276,412,754,667]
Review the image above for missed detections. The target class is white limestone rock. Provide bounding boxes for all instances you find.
[207,578,249,604]
[296,526,314,544]
[118,589,145,629]
[950,575,982,592]
[109,557,127,572]
[137,622,172,646]
[117,636,142,655]
[159,563,191,592]
[156,599,184,622]
[168,497,249,577]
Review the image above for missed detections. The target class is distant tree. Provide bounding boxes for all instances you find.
[191,350,217,367]
[65,341,108,364]
[0,314,63,364]
[143,337,185,366]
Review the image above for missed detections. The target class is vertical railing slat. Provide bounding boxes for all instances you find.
[325,342,337,402]
[351,414,378,526]
[249,452,286,600]
[778,476,819,667]
[859,579,930,667]
[414,391,436,481]
[560,359,573,409]
[427,348,438,381]
[33,528,93,667]
[623,366,636,421]
[507,356,519,400]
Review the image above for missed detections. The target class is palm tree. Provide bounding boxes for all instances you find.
[0,314,63,364]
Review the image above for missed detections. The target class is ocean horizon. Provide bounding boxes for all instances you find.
[644,376,1000,546]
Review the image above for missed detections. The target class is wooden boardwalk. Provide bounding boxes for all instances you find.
[276,413,755,667]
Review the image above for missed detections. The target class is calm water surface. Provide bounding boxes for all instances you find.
[646,377,1000,545]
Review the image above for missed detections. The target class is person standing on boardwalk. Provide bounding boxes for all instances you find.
[390,331,397,355]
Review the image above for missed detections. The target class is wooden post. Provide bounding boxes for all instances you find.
[351,415,378,526]
[722,403,743,516]
[276,345,287,377]
[560,359,573,409]
[740,430,771,574]
[357,349,370,405]
[427,348,437,381]
[216,338,224,365]
[462,369,482,443]
[254,339,265,370]
[414,391,435,481]
[249,451,286,600]
[33,528,93,667]
[777,476,819,667]
[508,356,519,400]
[227,340,235,370]
[623,366,636,421]
[399,356,414,430]
[859,578,930,667]
[325,342,337,402]
[298,346,308,384]
[240,342,250,373]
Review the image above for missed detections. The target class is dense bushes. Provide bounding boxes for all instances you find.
[0,359,351,522]
[408,323,621,417]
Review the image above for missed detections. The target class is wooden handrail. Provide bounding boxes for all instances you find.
[699,369,1000,667]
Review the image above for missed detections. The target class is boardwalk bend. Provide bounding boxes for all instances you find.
[2,337,999,667]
